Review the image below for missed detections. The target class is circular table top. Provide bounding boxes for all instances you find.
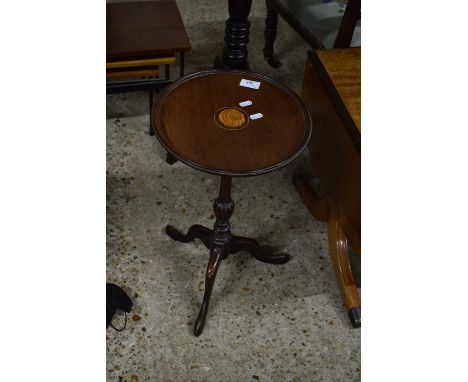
[152,70,312,177]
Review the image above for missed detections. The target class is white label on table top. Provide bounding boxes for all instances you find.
[240,79,261,89]
[250,113,263,120]
[239,100,253,107]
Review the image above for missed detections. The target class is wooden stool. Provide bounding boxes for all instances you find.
[152,70,312,336]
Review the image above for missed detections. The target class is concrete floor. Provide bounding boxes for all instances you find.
[106,1,360,381]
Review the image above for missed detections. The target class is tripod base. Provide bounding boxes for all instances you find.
[166,224,289,264]
[165,224,290,336]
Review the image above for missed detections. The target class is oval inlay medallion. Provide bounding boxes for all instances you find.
[214,107,249,130]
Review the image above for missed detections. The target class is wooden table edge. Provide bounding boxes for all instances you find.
[152,69,313,177]
[307,49,360,152]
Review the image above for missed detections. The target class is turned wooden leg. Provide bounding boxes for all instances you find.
[222,0,253,69]
[328,220,361,328]
[263,0,280,68]
[333,0,361,48]
[194,176,234,335]
[292,175,329,222]
[194,246,224,336]
[149,89,155,136]
[230,235,290,264]
[165,224,212,249]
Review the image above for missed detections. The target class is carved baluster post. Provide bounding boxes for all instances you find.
[194,176,234,336]
[212,176,234,248]
[222,0,253,69]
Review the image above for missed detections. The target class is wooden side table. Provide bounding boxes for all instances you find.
[152,70,312,335]
[106,0,191,143]
[294,48,361,327]
[106,0,190,88]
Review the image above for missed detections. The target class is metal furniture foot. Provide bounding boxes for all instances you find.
[348,306,361,328]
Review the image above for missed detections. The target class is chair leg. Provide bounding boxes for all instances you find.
[180,52,185,78]
[327,220,361,328]
[149,89,155,136]
[334,0,361,48]
[292,175,329,222]
[263,0,280,68]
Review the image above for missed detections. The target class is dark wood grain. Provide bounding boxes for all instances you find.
[222,0,253,68]
[106,1,191,61]
[106,68,160,80]
[152,70,312,176]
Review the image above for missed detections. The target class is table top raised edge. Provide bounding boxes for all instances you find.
[152,69,312,177]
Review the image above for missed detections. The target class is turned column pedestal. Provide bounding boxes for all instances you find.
[166,176,289,335]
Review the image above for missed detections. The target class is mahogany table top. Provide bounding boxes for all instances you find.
[152,70,312,176]
[106,0,191,62]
